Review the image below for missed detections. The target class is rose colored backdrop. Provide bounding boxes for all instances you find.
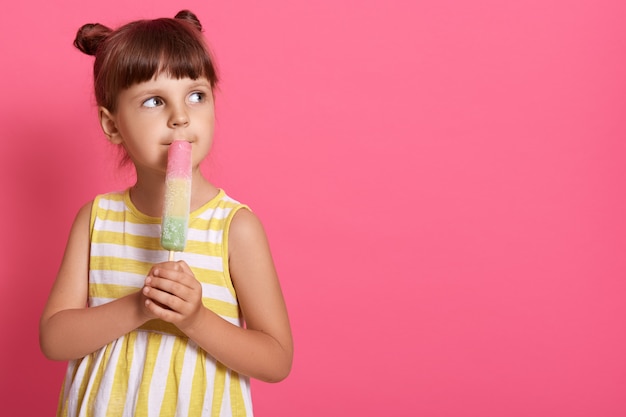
[1,0,625,415]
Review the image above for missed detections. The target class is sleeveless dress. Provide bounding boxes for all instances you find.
[56,189,254,417]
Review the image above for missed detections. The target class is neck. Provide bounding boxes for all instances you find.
[130,167,218,217]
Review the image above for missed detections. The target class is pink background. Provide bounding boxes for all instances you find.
[1,0,625,415]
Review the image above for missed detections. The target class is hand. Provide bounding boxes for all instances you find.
[142,260,204,331]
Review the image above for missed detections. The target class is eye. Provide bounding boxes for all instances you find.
[189,92,205,103]
[142,97,163,108]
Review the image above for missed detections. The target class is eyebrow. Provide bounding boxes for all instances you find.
[187,80,212,90]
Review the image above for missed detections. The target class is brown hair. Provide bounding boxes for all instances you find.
[74,10,219,113]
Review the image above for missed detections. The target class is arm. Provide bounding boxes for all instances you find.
[143,209,293,382]
[39,202,150,361]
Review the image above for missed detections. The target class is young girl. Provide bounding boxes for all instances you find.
[39,10,293,417]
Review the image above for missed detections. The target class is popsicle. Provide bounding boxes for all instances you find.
[161,140,192,261]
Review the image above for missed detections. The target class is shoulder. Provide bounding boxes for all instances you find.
[72,189,123,236]
[217,190,251,229]
[227,208,272,258]
[229,209,266,243]
[93,190,126,209]
[69,200,95,238]
[216,190,246,210]
[75,200,94,225]
[56,200,94,276]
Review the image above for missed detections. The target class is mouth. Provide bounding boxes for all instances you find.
[165,139,193,146]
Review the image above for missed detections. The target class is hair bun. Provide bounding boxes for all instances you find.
[74,23,112,56]
[174,10,203,32]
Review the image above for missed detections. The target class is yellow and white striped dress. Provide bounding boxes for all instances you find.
[57,189,253,417]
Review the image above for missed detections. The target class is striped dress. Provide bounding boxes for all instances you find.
[57,189,254,417]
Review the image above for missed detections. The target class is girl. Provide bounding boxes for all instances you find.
[39,10,293,417]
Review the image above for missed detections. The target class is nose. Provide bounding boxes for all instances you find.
[168,105,189,128]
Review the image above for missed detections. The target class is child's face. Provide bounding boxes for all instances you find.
[101,74,215,175]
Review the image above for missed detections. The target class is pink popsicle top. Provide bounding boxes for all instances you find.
[166,141,192,178]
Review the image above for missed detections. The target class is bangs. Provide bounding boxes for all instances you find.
[118,19,217,87]
[97,18,218,110]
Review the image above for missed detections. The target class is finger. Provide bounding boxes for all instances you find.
[152,266,188,284]
[172,262,202,295]
[147,274,183,294]
[144,297,180,321]
[176,260,193,275]
[151,267,199,296]
[146,261,183,281]
[146,266,200,304]
[143,285,182,312]
[144,296,169,312]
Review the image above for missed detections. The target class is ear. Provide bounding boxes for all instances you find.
[99,107,122,144]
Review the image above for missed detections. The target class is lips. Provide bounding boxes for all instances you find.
[165,139,193,145]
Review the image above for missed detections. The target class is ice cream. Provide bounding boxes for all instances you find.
[161,140,192,260]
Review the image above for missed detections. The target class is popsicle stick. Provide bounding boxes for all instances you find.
[168,251,175,262]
